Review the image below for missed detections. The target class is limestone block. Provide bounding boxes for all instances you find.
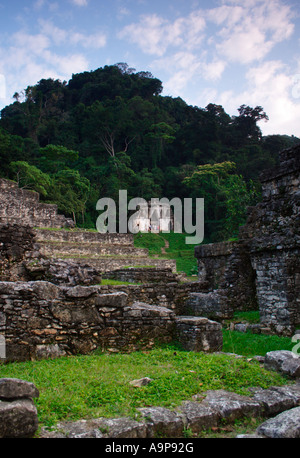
[257,406,300,438]
[201,389,261,421]
[264,350,300,378]
[0,378,39,399]
[0,399,38,438]
[179,401,220,433]
[175,316,223,352]
[138,406,184,438]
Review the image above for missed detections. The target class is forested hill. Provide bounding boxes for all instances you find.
[0,63,299,242]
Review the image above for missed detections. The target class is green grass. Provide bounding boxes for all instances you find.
[0,343,289,432]
[101,279,142,286]
[134,232,199,275]
[232,311,261,324]
[222,330,294,356]
[134,232,166,255]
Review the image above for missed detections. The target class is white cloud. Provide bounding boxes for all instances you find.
[209,60,300,136]
[202,60,227,81]
[0,27,90,108]
[118,12,206,57]
[69,31,107,48]
[39,19,107,48]
[210,0,294,64]
[71,0,88,6]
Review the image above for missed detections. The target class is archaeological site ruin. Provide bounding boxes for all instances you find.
[0,143,299,362]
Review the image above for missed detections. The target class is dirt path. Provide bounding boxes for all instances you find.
[161,238,169,255]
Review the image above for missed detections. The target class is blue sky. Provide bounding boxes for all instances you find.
[0,0,300,137]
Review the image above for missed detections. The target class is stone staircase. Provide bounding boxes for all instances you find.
[33,228,177,274]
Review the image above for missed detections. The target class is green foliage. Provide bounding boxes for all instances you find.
[233,311,261,324]
[0,64,299,241]
[183,161,261,240]
[38,144,79,173]
[9,160,52,197]
[222,330,294,356]
[0,345,288,429]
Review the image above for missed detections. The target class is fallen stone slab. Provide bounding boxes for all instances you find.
[178,401,220,433]
[129,377,152,387]
[0,399,38,438]
[41,416,147,439]
[272,384,300,403]
[264,351,300,378]
[257,406,300,438]
[201,390,261,421]
[97,417,147,438]
[0,378,39,399]
[250,386,298,416]
[40,419,104,438]
[138,406,184,438]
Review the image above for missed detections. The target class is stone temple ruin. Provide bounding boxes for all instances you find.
[0,143,299,361]
[0,178,221,361]
[192,144,299,336]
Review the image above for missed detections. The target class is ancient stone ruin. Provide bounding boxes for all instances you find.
[193,144,300,336]
[0,177,221,361]
[0,143,298,363]
[0,144,299,438]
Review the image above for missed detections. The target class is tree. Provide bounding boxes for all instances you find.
[49,169,90,224]
[145,122,176,167]
[231,105,269,144]
[183,161,260,241]
[9,161,52,197]
[38,144,79,173]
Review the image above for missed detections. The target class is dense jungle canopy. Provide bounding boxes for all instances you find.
[0,63,299,242]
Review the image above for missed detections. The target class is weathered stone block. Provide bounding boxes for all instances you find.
[0,378,39,399]
[201,389,261,421]
[257,406,300,438]
[0,399,38,438]
[175,316,223,352]
[138,406,184,438]
[264,350,300,378]
[179,401,220,433]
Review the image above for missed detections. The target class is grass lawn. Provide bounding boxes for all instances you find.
[0,334,292,432]
[0,232,295,437]
[134,232,199,275]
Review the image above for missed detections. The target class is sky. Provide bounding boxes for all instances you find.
[0,0,300,137]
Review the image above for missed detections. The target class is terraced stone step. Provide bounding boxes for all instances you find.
[38,241,148,258]
[64,256,177,273]
[34,229,134,246]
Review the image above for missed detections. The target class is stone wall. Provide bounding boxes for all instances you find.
[98,281,206,316]
[0,223,102,286]
[0,281,222,361]
[0,281,176,361]
[239,144,300,335]
[195,240,257,313]
[103,267,180,284]
[0,178,74,228]
[0,224,39,282]
[195,144,300,335]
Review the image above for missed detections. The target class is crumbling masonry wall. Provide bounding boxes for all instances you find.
[0,178,74,228]
[195,144,300,335]
[0,281,176,361]
[240,145,300,335]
